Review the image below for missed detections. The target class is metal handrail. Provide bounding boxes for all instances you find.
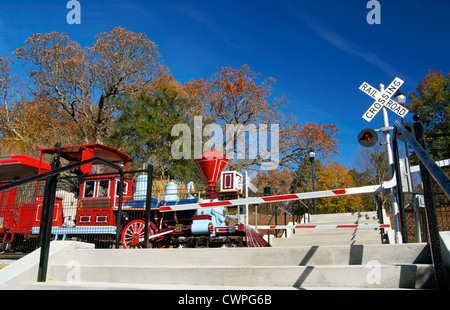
[393,119,449,290]
[394,120,450,197]
[0,157,124,193]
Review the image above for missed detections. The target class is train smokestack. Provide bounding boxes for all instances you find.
[194,150,228,200]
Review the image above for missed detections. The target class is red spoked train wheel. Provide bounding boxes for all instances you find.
[121,219,157,249]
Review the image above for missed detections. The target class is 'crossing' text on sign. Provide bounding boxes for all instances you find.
[359,77,409,122]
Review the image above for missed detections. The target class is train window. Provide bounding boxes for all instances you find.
[98,180,110,198]
[82,179,110,198]
[84,180,95,198]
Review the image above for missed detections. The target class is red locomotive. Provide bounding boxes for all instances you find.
[0,144,268,252]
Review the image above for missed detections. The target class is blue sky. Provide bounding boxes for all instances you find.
[0,0,449,169]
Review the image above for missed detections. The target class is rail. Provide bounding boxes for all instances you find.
[392,118,450,290]
[0,155,124,282]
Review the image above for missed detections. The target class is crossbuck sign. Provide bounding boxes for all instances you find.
[359,77,409,122]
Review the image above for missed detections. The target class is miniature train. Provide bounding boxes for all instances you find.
[0,144,266,252]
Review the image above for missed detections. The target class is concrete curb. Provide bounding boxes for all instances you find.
[0,241,94,289]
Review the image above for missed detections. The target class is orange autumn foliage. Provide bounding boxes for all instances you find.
[316,161,362,213]
[184,65,339,171]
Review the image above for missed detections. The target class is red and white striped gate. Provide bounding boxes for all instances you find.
[159,175,396,213]
[250,223,390,230]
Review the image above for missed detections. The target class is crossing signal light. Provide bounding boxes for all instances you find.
[358,128,378,147]
[363,132,373,141]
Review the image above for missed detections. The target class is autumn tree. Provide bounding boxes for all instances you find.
[13,27,166,145]
[408,70,450,160]
[315,161,362,214]
[184,65,339,172]
[1,56,76,155]
[253,168,294,196]
[350,144,390,210]
[0,56,23,153]
[0,97,81,157]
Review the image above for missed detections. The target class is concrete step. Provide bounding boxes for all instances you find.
[310,212,378,220]
[0,241,436,290]
[41,243,435,289]
[21,281,301,290]
[272,231,383,246]
[289,229,383,237]
[44,262,436,289]
[270,211,386,246]
[309,212,379,224]
[20,281,414,290]
[50,243,432,266]
[271,238,383,247]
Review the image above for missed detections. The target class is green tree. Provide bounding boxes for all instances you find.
[408,70,450,160]
[408,70,450,209]
[109,85,202,184]
[290,157,323,194]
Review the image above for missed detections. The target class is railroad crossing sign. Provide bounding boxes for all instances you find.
[359,77,409,122]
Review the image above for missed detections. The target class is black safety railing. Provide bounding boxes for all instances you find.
[260,199,310,244]
[392,117,450,290]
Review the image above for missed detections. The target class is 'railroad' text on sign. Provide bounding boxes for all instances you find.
[359,77,409,122]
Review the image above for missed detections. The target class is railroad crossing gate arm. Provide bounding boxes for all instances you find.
[160,176,397,212]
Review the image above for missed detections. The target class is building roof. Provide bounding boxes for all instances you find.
[36,143,133,164]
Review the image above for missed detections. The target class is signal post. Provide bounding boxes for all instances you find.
[358,78,410,244]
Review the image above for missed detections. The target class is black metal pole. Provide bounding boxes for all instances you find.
[275,204,278,237]
[284,210,287,238]
[37,155,60,282]
[115,173,124,248]
[37,177,53,249]
[144,165,153,248]
[413,118,448,290]
[311,159,317,215]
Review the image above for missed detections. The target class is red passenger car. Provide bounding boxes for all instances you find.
[0,155,53,251]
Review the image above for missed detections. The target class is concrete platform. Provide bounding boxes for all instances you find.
[0,241,437,290]
[0,211,446,290]
[270,211,386,247]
